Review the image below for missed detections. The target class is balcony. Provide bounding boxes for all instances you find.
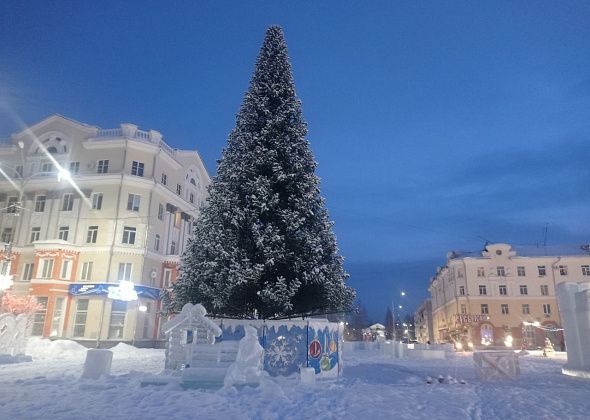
[94,124,177,157]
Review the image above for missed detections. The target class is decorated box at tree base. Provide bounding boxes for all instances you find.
[215,318,343,378]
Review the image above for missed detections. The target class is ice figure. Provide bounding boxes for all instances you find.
[224,326,266,387]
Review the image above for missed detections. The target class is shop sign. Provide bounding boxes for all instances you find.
[68,283,160,300]
[455,314,490,324]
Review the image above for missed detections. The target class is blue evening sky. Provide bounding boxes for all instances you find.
[1,1,589,321]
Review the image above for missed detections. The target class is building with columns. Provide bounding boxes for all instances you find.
[0,115,210,346]
[428,243,590,349]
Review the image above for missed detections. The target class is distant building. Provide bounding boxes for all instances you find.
[428,243,590,349]
[414,299,433,344]
[0,115,210,346]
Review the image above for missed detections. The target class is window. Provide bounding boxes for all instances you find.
[540,285,549,296]
[479,285,487,295]
[481,304,489,315]
[60,259,71,280]
[176,184,182,195]
[174,211,181,227]
[161,173,167,185]
[158,204,164,220]
[459,286,465,296]
[41,162,53,173]
[0,261,7,276]
[118,263,132,281]
[559,265,568,276]
[35,195,46,212]
[50,297,65,337]
[30,227,41,243]
[92,193,103,210]
[498,285,506,295]
[122,226,136,245]
[163,268,172,288]
[73,299,89,337]
[1,228,12,243]
[131,161,144,177]
[520,285,528,295]
[7,196,18,213]
[154,234,160,251]
[543,304,551,315]
[39,259,54,278]
[86,226,98,243]
[69,161,80,174]
[477,267,485,277]
[496,266,505,277]
[31,297,48,336]
[97,159,109,174]
[81,262,93,281]
[517,266,526,276]
[170,241,177,255]
[189,192,194,204]
[538,265,546,276]
[22,263,34,281]
[127,194,140,212]
[522,304,530,315]
[58,226,69,241]
[501,304,509,315]
[62,193,74,211]
[460,304,467,314]
[583,265,590,276]
[108,300,127,339]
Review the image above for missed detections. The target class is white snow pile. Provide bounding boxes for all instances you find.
[1,340,590,419]
[26,337,87,360]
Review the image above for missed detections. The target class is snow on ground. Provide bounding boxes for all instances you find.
[1,340,589,419]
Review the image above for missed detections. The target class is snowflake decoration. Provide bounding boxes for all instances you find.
[266,338,297,369]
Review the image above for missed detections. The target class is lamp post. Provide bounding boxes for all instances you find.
[392,291,407,342]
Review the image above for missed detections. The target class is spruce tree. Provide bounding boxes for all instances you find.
[170,26,355,318]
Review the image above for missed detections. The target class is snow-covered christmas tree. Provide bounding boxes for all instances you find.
[169,26,355,319]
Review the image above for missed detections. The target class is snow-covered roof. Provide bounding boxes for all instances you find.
[448,243,590,260]
[162,303,222,336]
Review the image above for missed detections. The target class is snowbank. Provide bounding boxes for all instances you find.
[26,338,87,360]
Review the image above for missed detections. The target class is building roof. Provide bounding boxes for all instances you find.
[447,243,590,260]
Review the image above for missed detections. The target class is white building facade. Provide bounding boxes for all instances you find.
[428,243,590,349]
[0,115,210,346]
[414,299,434,344]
